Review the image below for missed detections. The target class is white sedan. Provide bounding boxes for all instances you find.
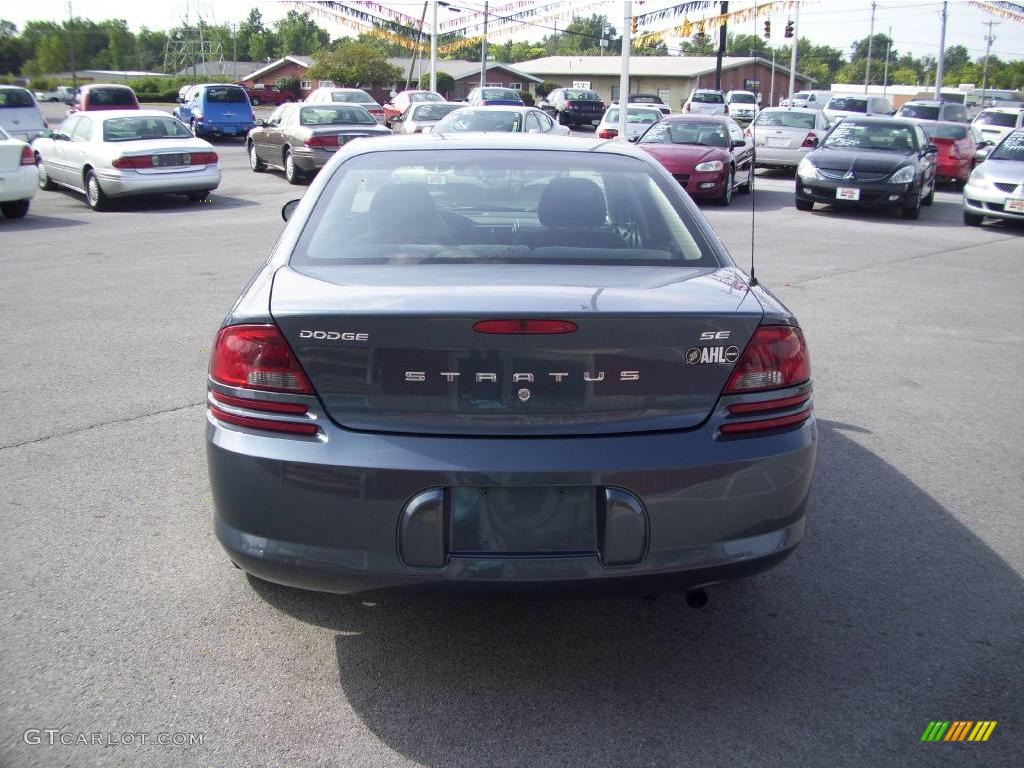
[0,126,37,219]
[431,106,571,136]
[32,109,221,211]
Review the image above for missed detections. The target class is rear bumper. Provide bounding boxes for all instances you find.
[290,147,337,171]
[194,122,254,137]
[208,392,816,596]
[755,147,808,168]
[935,158,971,181]
[0,164,38,203]
[94,166,221,197]
[795,177,916,208]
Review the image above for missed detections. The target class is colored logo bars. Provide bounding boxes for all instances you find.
[920,721,998,742]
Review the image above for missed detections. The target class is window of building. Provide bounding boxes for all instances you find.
[658,88,671,103]
[507,82,522,90]
[485,82,505,88]
[319,80,334,88]
[611,85,620,102]
[300,80,312,90]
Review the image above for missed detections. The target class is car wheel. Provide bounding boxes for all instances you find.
[190,119,200,137]
[717,167,733,206]
[85,170,108,211]
[557,111,568,126]
[248,142,266,172]
[963,210,984,226]
[284,149,303,185]
[738,163,753,194]
[251,96,260,106]
[187,190,211,202]
[0,199,30,219]
[795,198,814,211]
[900,191,921,220]
[922,178,935,206]
[36,154,55,190]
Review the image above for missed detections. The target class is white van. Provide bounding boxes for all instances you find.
[823,94,895,123]
[782,90,833,110]
[0,86,47,143]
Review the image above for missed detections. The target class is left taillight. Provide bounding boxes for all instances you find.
[20,145,34,165]
[597,128,618,139]
[210,324,313,394]
[305,135,340,148]
[113,155,154,169]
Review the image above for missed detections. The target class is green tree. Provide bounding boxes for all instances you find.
[419,70,455,98]
[680,33,716,56]
[535,80,560,98]
[942,45,970,72]
[306,40,400,86]
[134,27,168,71]
[274,10,329,56]
[556,15,616,56]
[275,74,302,98]
[0,20,26,74]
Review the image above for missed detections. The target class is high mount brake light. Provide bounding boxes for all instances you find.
[209,325,313,393]
[473,319,578,335]
[724,326,810,394]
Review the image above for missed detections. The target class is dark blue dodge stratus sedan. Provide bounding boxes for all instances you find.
[206,134,816,597]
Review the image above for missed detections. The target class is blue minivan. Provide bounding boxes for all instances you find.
[174,84,254,139]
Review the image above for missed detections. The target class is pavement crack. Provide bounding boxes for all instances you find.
[1,401,205,451]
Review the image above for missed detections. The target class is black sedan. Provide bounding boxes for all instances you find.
[246,103,391,184]
[795,117,938,219]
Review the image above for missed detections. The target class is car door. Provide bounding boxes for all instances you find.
[257,105,288,162]
[536,110,561,134]
[66,116,94,191]
[48,115,80,186]
[726,118,753,176]
[915,124,936,191]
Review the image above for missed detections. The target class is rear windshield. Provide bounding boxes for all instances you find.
[729,93,756,104]
[989,129,1024,161]
[638,120,728,147]
[755,111,816,129]
[823,121,917,151]
[691,91,725,104]
[921,123,968,140]
[975,111,1019,127]
[435,109,523,133]
[204,86,248,103]
[480,88,521,101]
[300,106,375,125]
[103,116,192,141]
[291,150,715,267]
[899,104,939,120]
[411,103,464,121]
[88,88,136,105]
[410,92,443,103]
[332,90,375,104]
[0,88,34,107]
[605,108,661,125]
[828,97,867,112]
[630,95,663,104]
[564,89,599,101]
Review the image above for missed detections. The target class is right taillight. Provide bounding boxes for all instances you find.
[724,326,810,394]
[801,132,818,148]
[209,324,313,393]
[597,128,618,139]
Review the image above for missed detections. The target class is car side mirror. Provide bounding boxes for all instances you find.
[39,129,55,139]
[282,199,300,222]
[628,136,640,143]
[925,144,939,155]
[732,139,746,148]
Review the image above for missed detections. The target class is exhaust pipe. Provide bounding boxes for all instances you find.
[685,588,709,610]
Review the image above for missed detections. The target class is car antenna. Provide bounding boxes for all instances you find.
[748,142,758,287]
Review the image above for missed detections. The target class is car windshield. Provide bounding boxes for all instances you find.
[291,150,713,267]
[410,92,443,103]
[828,97,867,112]
[899,104,940,120]
[638,120,728,147]
[988,129,1024,161]
[691,92,724,104]
[205,87,247,103]
[975,111,1019,127]
[0,88,34,107]
[411,103,464,121]
[605,108,661,125]
[755,111,816,129]
[102,116,192,141]
[564,90,599,101]
[89,88,136,105]
[480,89,520,101]
[921,123,968,140]
[300,106,375,125]
[332,91,374,103]
[435,109,523,133]
[822,121,916,151]
[730,93,756,104]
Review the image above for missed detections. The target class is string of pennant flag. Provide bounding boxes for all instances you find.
[633,0,804,49]
[966,1,1024,22]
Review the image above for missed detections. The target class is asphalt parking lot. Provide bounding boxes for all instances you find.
[1,103,1022,767]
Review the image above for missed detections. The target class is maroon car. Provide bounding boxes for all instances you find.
[635,115,754,206]
[242,86,292,107]
[66,84,140,117]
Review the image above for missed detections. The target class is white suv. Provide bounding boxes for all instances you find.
[683,89,727,116]
[725,90,759,122]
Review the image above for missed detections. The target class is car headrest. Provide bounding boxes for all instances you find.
[538,177,607,227]
[368,184,444,239]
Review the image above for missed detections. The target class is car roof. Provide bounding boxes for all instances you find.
[455,105,534,112]
[903,100,943,106]
[980,107,1023,114]
[760,106,819,113]
[81,83,135,90]
[81,109,180,122]
[830,116,920,127]
[663,114,729,123]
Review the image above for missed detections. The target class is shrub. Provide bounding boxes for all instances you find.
[535,81,561,98]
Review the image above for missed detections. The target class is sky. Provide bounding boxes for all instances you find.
[6,0,1024,63]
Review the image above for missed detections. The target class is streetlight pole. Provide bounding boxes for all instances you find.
[865,1,876,92]
[430,0,437,93]
[618,1,631,139]
[981,20,998,106]
[934,1,947,98]
[479,0,488,88]
[787,2,798,102]
[67,1,78,94]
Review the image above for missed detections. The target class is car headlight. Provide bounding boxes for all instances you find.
[889,165,915,184]
[797,158,820,179]
[694,160,724,172]
[965,171,988,188]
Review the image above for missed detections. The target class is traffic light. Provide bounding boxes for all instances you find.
[784,20,794,38]
[763,20,771,39]
[631,16,638,34]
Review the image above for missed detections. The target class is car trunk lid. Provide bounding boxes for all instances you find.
[271,265,762,436]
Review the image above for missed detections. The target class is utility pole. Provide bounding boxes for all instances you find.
[67,1,78,94]
[865,1,876,92]
[787,2,799,102]
[934,1,947,98]
[618,1,632,138]
[715,1,728,90]
[430,0,437,93]
[981,20,998,106]
[882,26,891,98]
[479,0,488,88]
[770,48,775,106]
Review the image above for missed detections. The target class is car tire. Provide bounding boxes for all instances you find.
[922,179,935,206]
[717,167,733,206]
[901,192,921,220]
[0,199,30,219]
[36,154,55,190]
[190,119,200,138]
[84,170,108,211]
[738,163,753,194]
[248,142,266,172]
[187,190,211,202]
[557,111,568,126]
[251,96,260,106]
[284,149,303,185]
[963,210,984,227]
[795,198,814,211]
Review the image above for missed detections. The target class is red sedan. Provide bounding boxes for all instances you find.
[918,120,985,185]
[635,115,754,206]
